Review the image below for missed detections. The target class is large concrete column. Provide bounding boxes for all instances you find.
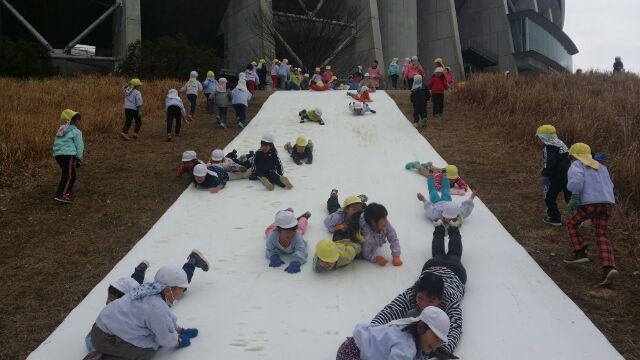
[350,0,385,72]
[377,0,417,82]
[114,0,141,61]
[222,0,274,74]
[417,0,465,81]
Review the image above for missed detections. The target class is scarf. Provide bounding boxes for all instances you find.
[236,79,247,91]
[56,122,70,137]
[216,78,227,92]
[537,134,568,153]
[411,75,423,90]
[573,154,601,170]
[130,282,166,300]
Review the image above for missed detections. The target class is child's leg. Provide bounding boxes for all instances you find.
[68,158,77,193]
[590,204,616,269]
[327,195,340,214]
[447,226,463,259]
[187,94,196,115]
[130,262,147,284]
[55,155,72,197]
[166,110,173,135]
[412,103,420,124]
[296,217,308,236]
[133,111,142,134]
[440,176,452,202]
[267,171,285,187]
[431,224,447,258]
[544,178,564,222]
[265,223,276,237]
[566,206,591,253]
[427,175,442,203]
[174,109,181,135]
[220,106,227,125]
[336,337,360,360]
[439,94,445,115]
[122,109,133,133]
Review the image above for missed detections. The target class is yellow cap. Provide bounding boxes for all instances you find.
[536,124,556,136]
[434,57,443,64]
[259,58,266,63]
[445,165,458,180]
[343,195,363,208]
[331,76,337,80]
[251,61,257,66]
[130,78,142,86]
[569,143,591,156]
[316,239,339,263]
[273,59,279,63]
[296,136,308,147]
[60,109,79,122]
[315,67,321,72]
[393,57,399,61]
[316,80,324,87]
[326,65,331,70]
[207,70,214,77]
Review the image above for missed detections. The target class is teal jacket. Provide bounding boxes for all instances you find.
[387,63,400,76]
[52,124,84,160]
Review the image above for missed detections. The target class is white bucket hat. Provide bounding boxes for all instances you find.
[419,306,450,343]
[110,277,140,294]
[181,150,197,162]
[261,133,275,144]
[193,164,208,177]
[274,210,298,229]
[154,266,189,288]
[211,149,225,161]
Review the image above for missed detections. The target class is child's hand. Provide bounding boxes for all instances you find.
[335,223,348,232]
[392,256,403,266]
[417,193,426,202]
[210,187,221,193]
[375,256,388,266]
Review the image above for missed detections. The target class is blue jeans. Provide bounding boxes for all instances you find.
[427,175,452,203]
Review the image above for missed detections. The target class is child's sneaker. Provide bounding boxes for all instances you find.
[188,249,210,272]
[120,132,130,140]
[598,267,618,286]
[284,142,292,153]
[166,134,172,142]
[238,122,245,129]
[226,149,238,159]
[563,248,589,264]
[132,133,139,139]
[543,215,562,226]
[319,120,325,125]
[136,260,150,272]
[420,118,427,127]
[298,211,311,219]
[357,194,368,203]
[280,176,293,189]
[330,189,339,197]
[413,122,419,128]
[259,176,275,191]
[54,194,73,204]
[300,118,305,123]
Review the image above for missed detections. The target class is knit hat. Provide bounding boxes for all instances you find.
[569,143,600,170]
[296,136,308,147]
[315,108,322,116]
[110,277,140,294]
[261,133,275,144]
[211,149,224,161]
[60,109,79,122]
[445,165,458,180]
[316,239,339,263]
[167,88,180,99]
[193,164,208,177]
[434,67,445,74]
[419,306,450,344]
[181,150,197,162]
[536,124,556,136]
[274,210,297,229]
[441,202,460,219]
[207,70,214,77]
[343,195,363,208]
[154,266,189,288]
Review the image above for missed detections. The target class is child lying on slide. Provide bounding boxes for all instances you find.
[407,162,468,195]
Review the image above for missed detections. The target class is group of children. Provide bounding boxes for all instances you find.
[409,57,454,128]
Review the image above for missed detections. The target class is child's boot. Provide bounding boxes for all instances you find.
[188,249,210,272]
[284,142,293,154]
[259,176,275,191]
[280,176,293,189]
[420,117,427,127]
[166,134,172,142]
[120,132,130,141]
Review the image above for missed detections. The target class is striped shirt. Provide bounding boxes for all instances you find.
[370,267,465,355]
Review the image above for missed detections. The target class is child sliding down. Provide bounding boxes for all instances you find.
[250,133,293,190]
[407,162,468,195]
[313,239,362,273]
[284,136,313,165]
[360,203,403,267]
[265,210,311,274]
[299,108,325,125]
[348,101,376,115]
[347,86,372,102]
[416,165,476,226]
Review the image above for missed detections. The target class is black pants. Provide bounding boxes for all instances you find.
[122,108,141,134]
[130,266,146,285]
[407,78,414,90]
[412,102,427,124]
[422,225,467,284]
[327,195,340,214]
[257,170,285,187]
[234,104,247,125]
[186,94,197,115]
[545,177,571,222]
[183,261,195,283]
[390,74,399,89]
[166,105,182,135]
[55,155,77,197]
[432,93,444,116]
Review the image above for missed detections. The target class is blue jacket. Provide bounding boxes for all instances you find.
[265,230,308,264]
[231,88,252,107]
[202,78,218,94]
[567,161,615,205]
[353,323,419,360]
[52,124,84,160]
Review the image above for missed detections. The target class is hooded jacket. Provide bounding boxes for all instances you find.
[567,161,615,205]
[123,88,143,110]
[265,229,308,264]
[53,124,84,159]
[202,77,218,94]
[251,149,284,176]
[404,62,425,80]
[181,78,203,96]
[387,62,400,76]
[538,135,570,180]
[428,75,449,94]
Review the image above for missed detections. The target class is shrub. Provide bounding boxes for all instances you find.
[0,36,58,78]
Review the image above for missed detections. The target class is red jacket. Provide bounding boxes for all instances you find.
[404,63,425,80]
[434,171,468,191]
[428,75,449,94]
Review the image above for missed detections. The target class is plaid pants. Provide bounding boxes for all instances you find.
[567,203,616,268]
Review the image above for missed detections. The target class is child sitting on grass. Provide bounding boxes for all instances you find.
[347,86,372,102]
[284,136,313,165]
[348,101,376,115]
[192,163,227,193]
[360,203,403,267]
[336,306,450,360]
[250,134,293,190]
[299,108,325,125]
[407,162,468,195]
[313,239,362,272]
[208,149,250,180]
[265,210,310,274]
[176,151,204,177]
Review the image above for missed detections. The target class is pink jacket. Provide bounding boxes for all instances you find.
[404,63,425,80]
[367,67,383,88]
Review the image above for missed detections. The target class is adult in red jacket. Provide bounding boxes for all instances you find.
[367,60,383,89]
[427,67,449,117]
[404,56,425,89]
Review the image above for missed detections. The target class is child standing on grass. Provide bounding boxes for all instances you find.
[176,150,204,177]
[257,59,267,90]
[202,71,218,114]
[165,89,186,142]
[322,65,334,83]
[245,63,257,95]
[428,68,448,117]
[360,203,403,267]
[214,78,232,129]
[535,125,571,226]
[270,59,280,90]
[232,79,252,129]
[299,108,325,125]
[250,133,293,190]
[313,239,362,272]
[277,59,290,89]
[410,75,430,128]
[53,109,84,204]
[265,210,310,274]
[388,57,400,89]
[192,163,227,194]
[120,78,143,140]
[284,136,313,165]
[563,143,618,286]
[181,71,203,118]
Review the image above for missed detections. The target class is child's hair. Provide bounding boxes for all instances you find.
[107,285,125,299]
[414,272,444,300]
[402,321,430,352]
[246,63,253,70]
[347,210,364,241]
[364,203,388,227]
[260,141,278,156]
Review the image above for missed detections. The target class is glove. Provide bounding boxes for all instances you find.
[75,160,82,169]
[334,223,348,232]
[593,152,609,162]
[567,194,579,214]
[177,333,191,348]
[284,261,301,274]
[370,109,377,114]
[541,177,551,186]
[181,328,199,338]
[269,254,285,267]
[392,256,403,266]
[306,158,312,164]
[375,256,388,266]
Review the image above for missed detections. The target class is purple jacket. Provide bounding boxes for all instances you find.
[360,214,401,262]
[567,161,615,205]
[324,208,346,233]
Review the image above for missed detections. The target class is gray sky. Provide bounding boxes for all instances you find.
[564,0,640,73]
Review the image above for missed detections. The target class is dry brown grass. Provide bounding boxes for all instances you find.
[0,75,185,178]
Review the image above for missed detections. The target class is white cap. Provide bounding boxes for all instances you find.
[434,67,445,74]
[361,86,369,92]
[353,101,363,110]
[274,210,298,229]
[239,72,246,79]
[364,73,370,77]
[419,306,450,343]
[315,108,322,116]
[411,55,419,61]
[441,202,460,219]
[167,89,180,99]
[154,265,189,288]
[219,77,227,83]
[190,70,198,78]
[261,133,275,144]
[110,277,139,294]
[211,149,224,161]
[193,163,208,177]
[303,73,309,77]
[181,150,197,162]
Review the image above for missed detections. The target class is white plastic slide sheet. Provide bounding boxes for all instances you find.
[28,91,622,359]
